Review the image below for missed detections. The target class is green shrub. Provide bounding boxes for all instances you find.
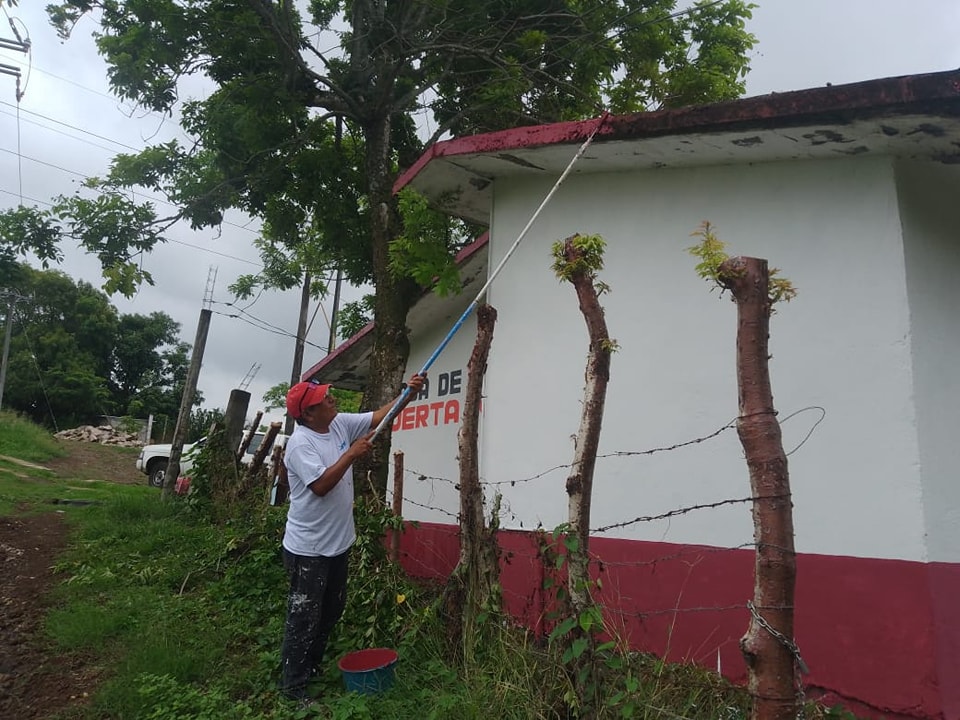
[0,409,65,461]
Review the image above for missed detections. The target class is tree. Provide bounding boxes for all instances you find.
[442,304,501,661]
[0,262,196,430]
[188,406,225,443]
[5,0,756,492]
[552,233,615,709]
[1,266,116,427]
[689,223,800,720]
[110,312,181,413]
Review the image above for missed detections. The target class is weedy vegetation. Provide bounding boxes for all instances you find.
[0,412,858,719]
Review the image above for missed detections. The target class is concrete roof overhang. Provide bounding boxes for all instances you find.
[306,69,960,388]
[395,69,960,225]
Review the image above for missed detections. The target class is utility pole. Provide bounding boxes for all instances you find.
[161,267,216,499]
[0,289,28,411]
[328,267,343,353]
[284,271,312,436]
[0,17,29,103]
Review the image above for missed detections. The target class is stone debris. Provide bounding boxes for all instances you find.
[54,425,143,447]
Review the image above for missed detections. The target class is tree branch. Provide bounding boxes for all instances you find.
[245,0,360,118]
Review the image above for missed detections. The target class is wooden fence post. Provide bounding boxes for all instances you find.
[391,450,404,562]
[719,256,801,720]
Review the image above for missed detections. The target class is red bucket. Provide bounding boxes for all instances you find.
[338,648,398,695]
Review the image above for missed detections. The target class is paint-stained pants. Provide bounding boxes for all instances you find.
[280,548,349,699]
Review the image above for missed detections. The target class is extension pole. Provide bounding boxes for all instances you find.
[371,112,610,440]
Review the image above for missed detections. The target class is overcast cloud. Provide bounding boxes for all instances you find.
[1,1,959,430]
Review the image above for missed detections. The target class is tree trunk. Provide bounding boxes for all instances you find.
[355,112,419,499]
[719,256,799,720]
[559,235,613,711]
[443,304,501,660]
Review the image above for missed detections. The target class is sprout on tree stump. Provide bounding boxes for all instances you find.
[687,221,797,307]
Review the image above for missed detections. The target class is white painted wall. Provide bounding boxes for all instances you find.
[896,160,960,564]
[389,293,477,526]
[476,155,928,562]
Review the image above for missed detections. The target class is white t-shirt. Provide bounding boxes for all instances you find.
[282,412,373,557]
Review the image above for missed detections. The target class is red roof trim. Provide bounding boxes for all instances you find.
[394,120,594,193]
[394,69,960,194]
[301,321,374,381]
[454,231,489,263]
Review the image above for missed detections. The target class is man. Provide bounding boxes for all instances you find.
[279,374,425,702]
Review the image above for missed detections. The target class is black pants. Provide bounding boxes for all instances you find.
[280,548,349,699]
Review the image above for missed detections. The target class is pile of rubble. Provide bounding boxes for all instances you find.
[54,425,143,447]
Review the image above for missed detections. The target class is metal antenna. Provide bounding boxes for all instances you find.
[239,362,261,390]
[202,266,218,310]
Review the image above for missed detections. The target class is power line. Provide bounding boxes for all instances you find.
[0,106,122,154]
[0,187,261,267]
[0,99,148,153]
[0,54,156,114]
[0,144,262,238]
[211,307,330,353]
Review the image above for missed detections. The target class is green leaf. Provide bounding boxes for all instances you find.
[548,616,578,643]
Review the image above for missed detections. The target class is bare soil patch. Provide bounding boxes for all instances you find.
[0,511,98,720]
[0,441,141,719]
[45,438,144,486]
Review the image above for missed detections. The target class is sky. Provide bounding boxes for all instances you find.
[1,1,959,431]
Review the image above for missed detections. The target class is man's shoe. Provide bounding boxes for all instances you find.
[296,697,322,713]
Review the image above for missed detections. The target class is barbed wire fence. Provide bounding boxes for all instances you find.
[384,406,824,703]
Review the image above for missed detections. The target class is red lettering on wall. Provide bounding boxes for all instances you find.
[392,399,464,431]
[444,399,459,425]
[415,404,429,428]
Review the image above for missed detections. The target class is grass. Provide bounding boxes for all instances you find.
[0,409,66,462]
[0,418,859,720]
[0,414,143,515]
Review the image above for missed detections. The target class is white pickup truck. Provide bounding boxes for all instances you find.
[136,431,287,488]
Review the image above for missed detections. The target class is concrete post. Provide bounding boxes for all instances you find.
[162,308,212,499]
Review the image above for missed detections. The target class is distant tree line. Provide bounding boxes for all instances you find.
[0,261,208,438]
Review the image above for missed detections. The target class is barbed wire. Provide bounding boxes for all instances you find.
[400,496,460,521]
[591,495,789,534]
[398,407,826,493]
[782,406,825,457]
[396,483,801,537]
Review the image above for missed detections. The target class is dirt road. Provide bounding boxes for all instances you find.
[0,439,141,719]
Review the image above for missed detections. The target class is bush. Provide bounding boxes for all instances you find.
[0,409,65,461]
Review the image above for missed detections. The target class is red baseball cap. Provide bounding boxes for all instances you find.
[286,381,332,420]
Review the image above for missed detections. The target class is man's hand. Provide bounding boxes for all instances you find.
[404,373,426,394]
[346,431,375,460]
[371,374,429,430]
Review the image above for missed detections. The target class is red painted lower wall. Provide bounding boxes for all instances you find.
[397,522,960,720]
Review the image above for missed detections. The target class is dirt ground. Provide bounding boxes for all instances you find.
[0,439,145,720]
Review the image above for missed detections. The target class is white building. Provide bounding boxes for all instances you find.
[304,70,960,720]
